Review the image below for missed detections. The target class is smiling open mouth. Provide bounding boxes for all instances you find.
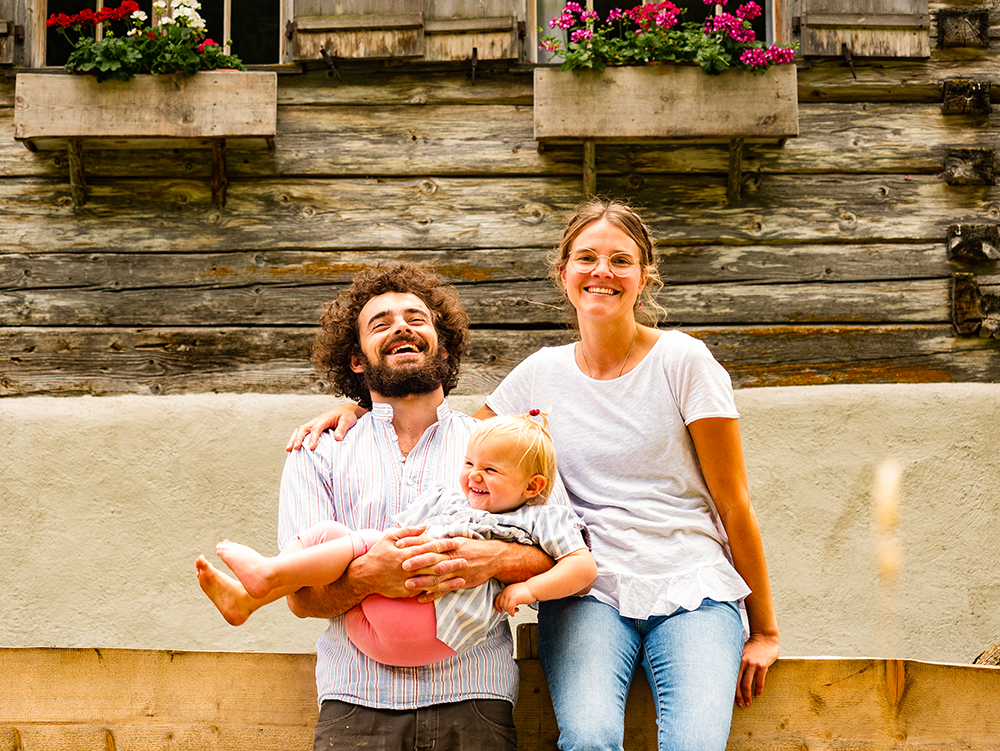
[585,287,618,296]
[382,338,426,356]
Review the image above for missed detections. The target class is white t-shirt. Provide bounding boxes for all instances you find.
[486,331,751,621]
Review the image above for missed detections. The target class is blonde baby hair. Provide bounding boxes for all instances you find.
[468,411,558,505]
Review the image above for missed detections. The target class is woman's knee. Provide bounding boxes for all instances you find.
[555,715,625,751]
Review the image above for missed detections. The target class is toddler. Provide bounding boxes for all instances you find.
[197,412,595,666]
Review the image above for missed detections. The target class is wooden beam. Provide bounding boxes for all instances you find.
[211,138,227,210]
[582,140,596,197]
[1,173,995,251]
[727,138,743,204]
[67,139,87,207]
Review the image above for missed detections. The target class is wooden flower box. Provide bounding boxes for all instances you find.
[13,71,278,207]
[533,63,798,142]
[533,63,799,199]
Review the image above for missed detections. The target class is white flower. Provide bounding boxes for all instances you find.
[159,15,174,25]
[152,0,166,10]
[127,26,141,36]
[130,10,147,22]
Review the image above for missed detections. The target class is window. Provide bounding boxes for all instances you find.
[42,0,282,67]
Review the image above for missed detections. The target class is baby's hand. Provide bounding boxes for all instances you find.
[494,582,536,616]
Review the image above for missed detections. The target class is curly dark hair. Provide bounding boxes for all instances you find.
[311,263,470,408]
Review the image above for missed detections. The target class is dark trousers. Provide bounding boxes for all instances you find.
[313,698,517,751]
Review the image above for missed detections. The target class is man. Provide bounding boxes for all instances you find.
[279,263,553,750]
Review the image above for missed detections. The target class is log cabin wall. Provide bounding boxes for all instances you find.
[2,0,1000,398]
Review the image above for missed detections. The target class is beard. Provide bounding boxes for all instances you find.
[359,338,452,400]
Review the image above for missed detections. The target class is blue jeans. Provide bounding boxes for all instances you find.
[537,596,744,751]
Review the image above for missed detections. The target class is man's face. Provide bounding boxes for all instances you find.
[351,292,450,399]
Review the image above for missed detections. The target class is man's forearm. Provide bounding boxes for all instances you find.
[285,573,368,619]
[488,541,554,585]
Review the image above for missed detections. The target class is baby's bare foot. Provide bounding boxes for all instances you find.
[216,540,275,599]
[196,555,252,626]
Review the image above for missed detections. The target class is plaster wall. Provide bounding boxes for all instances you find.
[2,384,998,663]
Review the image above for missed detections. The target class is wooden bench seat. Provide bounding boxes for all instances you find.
[3,632,1000,750]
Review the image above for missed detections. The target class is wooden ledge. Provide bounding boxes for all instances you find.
[2,643,999,750]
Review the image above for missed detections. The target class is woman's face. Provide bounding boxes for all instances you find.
[559,218,647,324]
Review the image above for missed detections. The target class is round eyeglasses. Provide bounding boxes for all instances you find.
[568,250,640,277]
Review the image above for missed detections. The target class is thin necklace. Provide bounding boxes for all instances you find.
[579,324,638,379]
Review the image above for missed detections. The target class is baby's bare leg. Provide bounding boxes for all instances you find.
[218,535,357,600]
[196,555,287,626]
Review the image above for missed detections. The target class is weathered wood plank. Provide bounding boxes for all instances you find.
[0,79,14,109]
[0,648,317,724]
[4,98,1000,181]
[797,55,1000,102]
[0,277,951,327]
[275,52,1000,107]
[2,324,997,397]
[9,102,999,179]
[0,175,995,251]
[276,64,533,105]
[0,244,952,289]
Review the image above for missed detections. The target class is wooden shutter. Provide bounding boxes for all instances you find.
[292,0,424,60]
[423,0,521,61]
[798,0,930,58]
[0,0,14,65]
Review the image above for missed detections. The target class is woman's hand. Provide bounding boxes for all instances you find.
[285,404,366,451]
[736,632,779,708]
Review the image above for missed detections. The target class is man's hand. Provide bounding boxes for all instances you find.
[284,527,462,618]
[404,538,555,604]
[350,526,462,599]
[392,529,470,598]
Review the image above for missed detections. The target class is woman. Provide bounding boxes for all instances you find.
[289,199,778,751]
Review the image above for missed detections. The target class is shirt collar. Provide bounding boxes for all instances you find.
[369,398,452,422]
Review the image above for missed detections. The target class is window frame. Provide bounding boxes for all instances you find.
[15,0,289,68]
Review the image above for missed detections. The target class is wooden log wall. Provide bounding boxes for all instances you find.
[2,6,1000,396]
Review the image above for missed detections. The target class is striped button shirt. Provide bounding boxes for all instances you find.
[276,399,518,709]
